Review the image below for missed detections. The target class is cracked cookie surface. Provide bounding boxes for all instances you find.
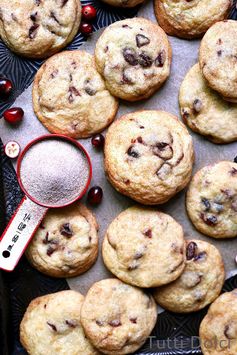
[154,0,230,39]
[0,0,81,58]
[20,290,100,355]
[186,161,237,239]
[33,50,118,138]
[199,20,237,102]
[102,206,185,288]
[200,290,237,355]
[80,278,157,355]
[95,18,172,101]
[104,110,194,205]
[179,64,237,144]
[154,239,225,313]
[25,203,98,278]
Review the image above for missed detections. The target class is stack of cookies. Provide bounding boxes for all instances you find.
[2,0,237,354]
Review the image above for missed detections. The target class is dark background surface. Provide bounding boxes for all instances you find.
[1,1,237,354]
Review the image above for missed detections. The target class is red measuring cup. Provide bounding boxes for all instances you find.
[0,134,92,271]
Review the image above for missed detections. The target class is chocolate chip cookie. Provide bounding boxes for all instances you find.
[102,206,185,288]
[80,278,157,355]
[154,0,231,39]
[95,18,172,101]
[25,203,98,278]
[20,290,99,355]
[200,290,237,354]
[33,50,118,138]
[101,0,144,8]
[104,110,194,205]
[186,161,237,239]
[154,240,225,313]
[179,64,237,144]
[0,0,81,58]
[199,20,237,102]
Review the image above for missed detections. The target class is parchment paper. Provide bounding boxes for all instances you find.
[1,1,237,295]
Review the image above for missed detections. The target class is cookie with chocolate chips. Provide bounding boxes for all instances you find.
[20,290,99,355]
[25,203,99,277]
[154,0,230,39]
[199,20,237,102]
[95,18,172,101]
[179,64,237,143]
[80,278,157,355]
[33,50,118,138]
[102,206,185,287]
[200,289,237,355]
[154,240,225,313]
[186,161,237,239]
[104,110,194,205]
[0,0,81,58]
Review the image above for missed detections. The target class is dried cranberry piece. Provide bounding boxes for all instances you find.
[46,246,57,256]
[127,146,140,158]
[186,241,197,260]
[60,223,73,237]
[130,317,137,324]
[123,47,138,66]
[47,322,57,331]
[136,34,150,48]
[138,52,153,68]
[143,229,152,238]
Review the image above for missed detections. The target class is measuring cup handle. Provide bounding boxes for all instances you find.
[0,196,47,271]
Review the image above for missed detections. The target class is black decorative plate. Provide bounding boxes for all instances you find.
[1,1,237,355]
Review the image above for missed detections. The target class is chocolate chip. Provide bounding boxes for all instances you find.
[129,317,137,324]
[143,229,152,238]
[194,251,207,262]
[182,110,190,121]
[29,24,39,39]
[201,198,211,211]
[155,50,166,67]
[61,0,68,7]
[200,213,218,226]
[125,179,130,185]
[68,86,80,102]
[108,319,121,327]
[136,34,150,48]
[43,232,49,244]
[85,86,96,96]
[127,146,140,158]
[230,167,237,176]
[138,52,153,68]
[30,12,38,22]
[186,241,197,260]
[217,50,222,57]
[47,322,57,332]
[193,99,203,113]
[123,47,138,66]
[46,246,57,256]
[60,223,73,237]
[44,304,47,309]
[50,11,60,24]
[96,320,104,326]
[140,125,144,129]
[65,320,77,328]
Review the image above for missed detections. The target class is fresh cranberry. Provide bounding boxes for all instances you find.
[80,22,93,36]
[87,186,103,205]
[0,78,13,99]
[82,5,97,21]
[3,107,24,124]
[91,134,105,149]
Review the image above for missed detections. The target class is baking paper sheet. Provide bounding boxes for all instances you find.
[1,1,237,294]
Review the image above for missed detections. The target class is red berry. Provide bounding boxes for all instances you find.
[82,5,97,21]
[4,141,20,159]
[0,78,13,99]
[87,186,103,205]
[80,22,93,36]
[91,134,105,149]
[3,107,24,125]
